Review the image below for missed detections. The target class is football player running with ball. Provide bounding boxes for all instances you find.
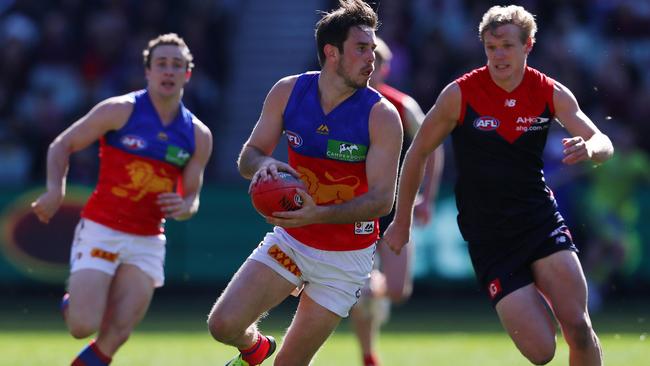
[207,1,402,365]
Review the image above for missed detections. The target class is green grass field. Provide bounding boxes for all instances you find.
[1,292,648,365]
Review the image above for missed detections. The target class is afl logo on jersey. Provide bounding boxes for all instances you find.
[473,116,500,131]
[286,130,303,148]
[120,135,147,150]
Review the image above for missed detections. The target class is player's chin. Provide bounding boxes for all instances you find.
[354,77,370,89]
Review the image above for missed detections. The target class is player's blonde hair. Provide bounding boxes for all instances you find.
[142,33,194,71]
[478,5,537,45]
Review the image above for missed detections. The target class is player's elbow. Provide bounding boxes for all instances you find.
[236,147,254,179]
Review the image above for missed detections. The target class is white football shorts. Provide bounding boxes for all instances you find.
[249,226,376,317]
[69,218,166,287]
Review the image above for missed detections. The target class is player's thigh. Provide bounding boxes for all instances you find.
[102,263,155,330]
[496,284,556,356]
[378,239,412,299]
[532,250,589,323]
[67,269,113,324]
[209,259,297,327]
[276,293,341,366]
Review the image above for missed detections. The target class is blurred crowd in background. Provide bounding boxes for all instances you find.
[0,0,648,308]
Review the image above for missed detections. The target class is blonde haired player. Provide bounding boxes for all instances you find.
[383,5,610,365]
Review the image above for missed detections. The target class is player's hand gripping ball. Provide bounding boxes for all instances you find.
[250,172,305,216]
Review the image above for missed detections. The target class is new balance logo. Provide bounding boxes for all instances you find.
[504,99,516,107]
[317,124,329,135]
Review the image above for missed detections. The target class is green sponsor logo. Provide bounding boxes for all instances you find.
[326,140,367,162]
[166,145,191,166]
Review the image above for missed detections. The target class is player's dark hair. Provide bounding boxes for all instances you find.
[142,33,194,71]
[315,0,378,67]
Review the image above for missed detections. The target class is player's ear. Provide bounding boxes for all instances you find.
[525,37,534,54]
[324,44,338,62]
[185,69,192,83]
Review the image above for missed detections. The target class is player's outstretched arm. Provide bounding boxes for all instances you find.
[383,82,459,254]
[238,75,300,186]
[553,81,614,165]
[31,97,132,223]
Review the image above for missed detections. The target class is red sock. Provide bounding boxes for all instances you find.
[363,353,380,366]
[71,339,112,365]
[239,332,271,365]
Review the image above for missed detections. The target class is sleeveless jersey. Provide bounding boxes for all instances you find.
[82,89,196,235]
[283,72,381,251]
[452,66,563,242]
[377,83,412,162]
[376,83,412,231]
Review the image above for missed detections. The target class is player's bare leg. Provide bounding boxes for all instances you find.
[350,270,387,366]
[93,264,155,356]
[379,241,413,303]
[351,241,411,365]
[533,251,603,366]
[208,259,296,364]
[496,284,557,364]
[65,269,112,338]
[274,293,341,366]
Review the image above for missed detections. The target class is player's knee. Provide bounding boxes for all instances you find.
[520,336,556,365]
[562,315,595,350]
[207,313,240,343]
[67,315,100,339]
[528,355,554,365]
[523,345,555,365]
[68,322,97,339]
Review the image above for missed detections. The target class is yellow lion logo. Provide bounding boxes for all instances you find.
[297,166,360,204]
[111,161,174,201]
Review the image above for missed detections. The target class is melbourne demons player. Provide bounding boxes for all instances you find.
[382,5,611,366]
[31,33,212,365]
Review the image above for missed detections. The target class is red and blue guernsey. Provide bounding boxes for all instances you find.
[82,90,195,235]
[283,72,381,251]
[453,66,564,242]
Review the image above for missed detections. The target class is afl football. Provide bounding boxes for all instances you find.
[250,172,305,216]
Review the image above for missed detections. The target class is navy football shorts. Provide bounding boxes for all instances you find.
[468,224,577,307]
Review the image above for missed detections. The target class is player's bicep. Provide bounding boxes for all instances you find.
[553,82,601,139]
[244,76,297,155]
[366,100,403,200]
[182,120,213,196]
[58,98,132,152]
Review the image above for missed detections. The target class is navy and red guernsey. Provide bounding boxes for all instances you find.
[283,72,381,251]
[452,66,563,242]
[82,89,196,235]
